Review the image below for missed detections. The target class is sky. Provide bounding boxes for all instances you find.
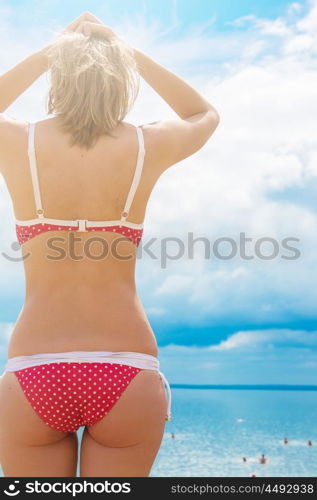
[0,0,317,384]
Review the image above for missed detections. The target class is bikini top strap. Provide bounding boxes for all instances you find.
[28,122,44,218]
[120,126,145,222]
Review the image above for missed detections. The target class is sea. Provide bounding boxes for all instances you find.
[0,384,316,477]
[151,386,317,477]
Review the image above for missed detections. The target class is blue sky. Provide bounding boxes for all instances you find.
[6,0,303,25]
[9,0,312,31]
[0,0,317,384]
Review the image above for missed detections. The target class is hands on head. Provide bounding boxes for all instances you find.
[62,11,116,39]
[40,12,127,69]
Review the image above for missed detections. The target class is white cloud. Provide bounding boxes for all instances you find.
[287,3,303,16]
[256,18,292,37]
[297,1,317,33]
[284,33,314,53]
[146,306,166,316]
[228,15,256,27]
[0,322,14,367]
[155,274,195,296]
[0,321,14,341]
[306,149,317,177]
[139,0,317,326]
[211,329,317,351]
[159,334,317,384]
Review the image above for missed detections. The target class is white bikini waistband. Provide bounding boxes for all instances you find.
[5,351,160,371]
[4,350,172,421]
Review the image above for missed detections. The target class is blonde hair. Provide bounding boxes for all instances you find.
[46,32,140,149]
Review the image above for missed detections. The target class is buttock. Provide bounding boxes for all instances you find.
[14,362,141,433]
[3,350,172,431]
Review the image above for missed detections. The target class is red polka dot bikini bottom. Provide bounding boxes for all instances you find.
[4,351,172,433]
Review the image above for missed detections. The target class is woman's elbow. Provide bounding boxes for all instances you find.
[207,107,220,135]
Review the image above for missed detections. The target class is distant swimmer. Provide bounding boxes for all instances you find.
[308,440,313,446]
[284,437,288,445]
[171,433,175,439]
[242,457,247,462]
[259,454,267,464]
[251,473,257,477]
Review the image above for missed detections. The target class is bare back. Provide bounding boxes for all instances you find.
[2,117,163,358]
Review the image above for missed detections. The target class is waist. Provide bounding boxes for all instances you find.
[9,299,158,358]
[18,289,148,324]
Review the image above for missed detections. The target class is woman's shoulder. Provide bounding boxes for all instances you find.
[0,112,28,132]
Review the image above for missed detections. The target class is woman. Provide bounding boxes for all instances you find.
[0,12,219,477]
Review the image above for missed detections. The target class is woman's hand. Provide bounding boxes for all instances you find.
[74,21,116,39]
[40,12,118,66]
[62,11,104,35]
[63,11,116,39]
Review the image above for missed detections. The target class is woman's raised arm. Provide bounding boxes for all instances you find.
[0,49,49,112]
[0,11,99,112]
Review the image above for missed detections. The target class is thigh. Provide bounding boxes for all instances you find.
[0,371,78,477]
[80,369,167,477]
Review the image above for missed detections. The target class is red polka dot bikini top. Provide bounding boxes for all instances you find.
[15,122,146,247]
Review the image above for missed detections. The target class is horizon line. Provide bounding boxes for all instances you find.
[170,384,317,391]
